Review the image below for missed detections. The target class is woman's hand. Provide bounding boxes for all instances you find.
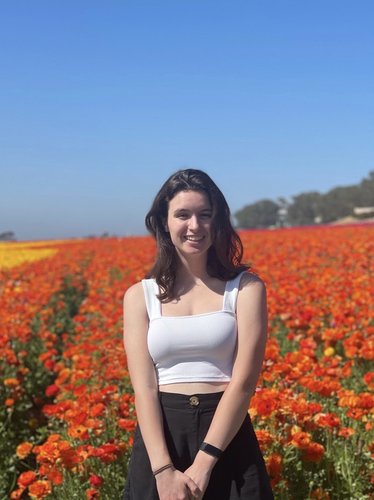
[183,463,211,499]
[183,450,216,498]
[155,467,202,500]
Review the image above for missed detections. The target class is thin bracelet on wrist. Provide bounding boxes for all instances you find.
[199,441,223,459]
[152,463,174,476]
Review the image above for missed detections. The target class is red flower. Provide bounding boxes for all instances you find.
[301,442,325,463]
[266,453,282,482]
[118,418,136,432]
[45,384,60,397]
[89,474,103,487]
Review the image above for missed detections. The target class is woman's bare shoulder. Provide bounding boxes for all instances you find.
[239,271,266,290]
[123,281,147,310]
[237,272,267,331]
[123,282,148,334]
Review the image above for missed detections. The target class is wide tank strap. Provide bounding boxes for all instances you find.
[223,271,247,313]
[141,279,161,320]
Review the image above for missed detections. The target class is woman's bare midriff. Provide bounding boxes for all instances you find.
[159,381,230,395]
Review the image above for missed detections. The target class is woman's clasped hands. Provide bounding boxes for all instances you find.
[155,466,203,500]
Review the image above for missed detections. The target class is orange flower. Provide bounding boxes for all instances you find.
[10,488,25,499]
[314,412,340,429]
[358,393,374,409]
[28,479,52,498]
[34,438,62,465]
[68,424,89,440]
[16,442,33,459]
[363,372,374,389]
[86,488,100,499]
[59,448,83,469]
[310,487,330,499]
[255,429,274,448]
[17,471,37,488]
[45,467,63,485]
[66,409,87,425]
[250,389,280,417]
[338,392,359,408]
[266,453,282,481]
[346,408,364,419]
[90,402,106,417]
[4,377,20,387]
[301,442,324,463]
[338,427,355,438]
[290,431,311,449]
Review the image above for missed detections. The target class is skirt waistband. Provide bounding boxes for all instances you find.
[158,391,224,410]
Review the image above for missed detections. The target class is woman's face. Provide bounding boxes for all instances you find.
[166,190,213,259]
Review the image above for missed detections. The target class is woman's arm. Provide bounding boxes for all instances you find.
[184,274,269,494]
[123,283,200,500]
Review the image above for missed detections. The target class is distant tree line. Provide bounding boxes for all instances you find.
[234,170,374,228]
[2,172,374,238]
[0,231,16,241]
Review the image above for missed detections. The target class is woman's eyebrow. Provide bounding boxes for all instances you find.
[173,207,212,214]
[173,208,189,214]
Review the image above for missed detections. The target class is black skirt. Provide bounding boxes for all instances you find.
[123,391,274,500]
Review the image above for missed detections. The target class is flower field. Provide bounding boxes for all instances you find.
[0,225,373,499]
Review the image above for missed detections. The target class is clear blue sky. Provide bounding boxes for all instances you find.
[1,1,373,241]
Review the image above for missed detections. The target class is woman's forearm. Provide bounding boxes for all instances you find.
[184,381,255,481]
[200,380,253,451]
[134,388,173,471]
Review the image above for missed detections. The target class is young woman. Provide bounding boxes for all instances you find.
[123,169,274,500]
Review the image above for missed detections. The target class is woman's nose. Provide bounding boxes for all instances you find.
[188,215,200,230]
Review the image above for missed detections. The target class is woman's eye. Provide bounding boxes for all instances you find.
[175,212,211,220]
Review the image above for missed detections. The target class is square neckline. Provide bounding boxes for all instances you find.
[157,274,240,319]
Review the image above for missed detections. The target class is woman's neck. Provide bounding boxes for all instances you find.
[175,254,210,284]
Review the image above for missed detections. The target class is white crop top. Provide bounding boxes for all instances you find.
[142,271,247,385]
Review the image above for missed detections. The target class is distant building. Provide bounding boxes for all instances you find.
[353,207,374,216]
[276,207,288,227]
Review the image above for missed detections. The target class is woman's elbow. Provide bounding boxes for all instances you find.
[228,376,257,399]
[133,384,159,402]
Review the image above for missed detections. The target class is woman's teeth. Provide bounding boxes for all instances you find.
[185,236,204,241]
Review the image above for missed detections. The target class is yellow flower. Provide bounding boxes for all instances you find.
[324,347,335,357]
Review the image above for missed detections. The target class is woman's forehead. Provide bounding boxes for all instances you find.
[168,190,211,210]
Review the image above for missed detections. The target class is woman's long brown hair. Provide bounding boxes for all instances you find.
[145,169,249,301]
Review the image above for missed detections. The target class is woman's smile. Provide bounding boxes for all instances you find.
[184,235,205,241]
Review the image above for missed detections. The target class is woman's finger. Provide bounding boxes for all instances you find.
[186,478,202,499]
